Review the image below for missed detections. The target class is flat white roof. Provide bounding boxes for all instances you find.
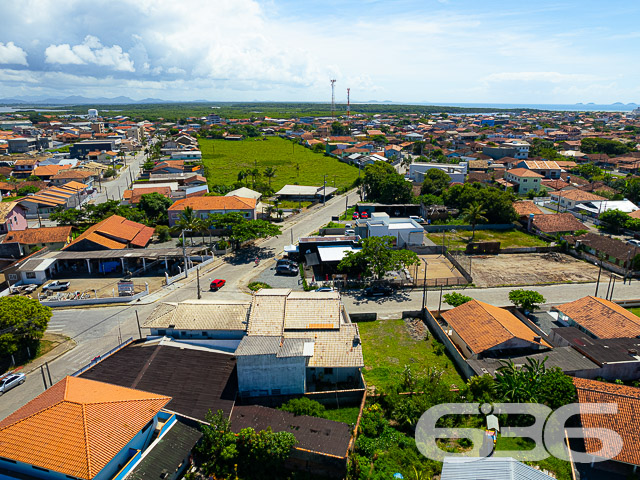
[317,245,360,262]
[388,222,419,230]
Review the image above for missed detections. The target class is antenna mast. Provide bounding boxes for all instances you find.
[330,79,336,119]
[347,88,351,133]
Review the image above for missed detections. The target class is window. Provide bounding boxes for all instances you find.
[26,272,36,279]
[271,388,281,395]
[324,368,333,375]
[8,274,17,281]
[157,329,166,336]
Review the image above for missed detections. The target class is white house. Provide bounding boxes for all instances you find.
[408,162,467,184]
[364,212,424,247]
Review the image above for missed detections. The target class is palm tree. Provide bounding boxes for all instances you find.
[249,168,260,189]
[263,167,276,187]
[462,202,488,241]
[237,169,249,186]
[294,163,300,178]
[172,206,199,246]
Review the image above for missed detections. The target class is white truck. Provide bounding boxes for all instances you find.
[42,280,71,292]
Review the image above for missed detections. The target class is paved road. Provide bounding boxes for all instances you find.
[0,190,355,418]
[91,149,147,204]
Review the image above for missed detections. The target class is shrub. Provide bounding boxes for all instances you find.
[248,281,271,292]
[155,225,171,242]
[279,397,326,418]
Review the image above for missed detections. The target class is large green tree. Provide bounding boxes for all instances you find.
[138,192,172,224]
[363,162,412,204]
[338,236,419,280]
[420,169,450,196]
[207,212,281,248]
[0,297,52,356]
[462,202,488,241]
[508,289,546,312]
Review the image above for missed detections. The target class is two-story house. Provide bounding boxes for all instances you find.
[167,195,257,226]
[504,168,543,194]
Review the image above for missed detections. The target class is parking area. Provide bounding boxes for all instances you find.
[470,252,602,287]
[250,260,305,290]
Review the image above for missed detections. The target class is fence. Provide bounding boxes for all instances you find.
[423,223,515,233]
[42,284,149,307]
[423,309,476,379]
[165,256,215,286]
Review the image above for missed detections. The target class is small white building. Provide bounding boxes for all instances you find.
[408,162,467,184]
[365,212,424,247]
[170,150,202,160]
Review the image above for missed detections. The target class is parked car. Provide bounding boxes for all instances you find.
[42,281,70,292]
[627,239,640,247]
[315,286,335,292]
[409,215,425,223]
[352,212,359,220]
[210,279,226,291]
[276,264,298,275]
[360,211,369,219]
[0,373,25,395]
[277,258,298,268]
[363,284,394,297]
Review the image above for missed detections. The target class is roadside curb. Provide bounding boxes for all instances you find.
[20,339,78,376]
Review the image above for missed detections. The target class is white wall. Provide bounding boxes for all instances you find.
[237,354,306,396]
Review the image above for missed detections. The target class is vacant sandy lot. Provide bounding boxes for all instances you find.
[470,253,602,287]
[413,254,467,286]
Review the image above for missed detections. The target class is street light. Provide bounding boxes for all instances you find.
[422,259,428,310]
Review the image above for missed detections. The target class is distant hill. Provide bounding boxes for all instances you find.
[0,95,172,105]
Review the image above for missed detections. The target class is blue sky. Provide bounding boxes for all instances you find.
[1,0,640,104]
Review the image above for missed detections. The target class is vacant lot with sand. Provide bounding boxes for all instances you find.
[470,252,601,287]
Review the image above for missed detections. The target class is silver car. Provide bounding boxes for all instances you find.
[0,373,25,395]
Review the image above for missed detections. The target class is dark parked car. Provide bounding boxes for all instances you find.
[210,279,226,290]
[276,264,298,275]
[277,258,298,268]
[363,284,394,297]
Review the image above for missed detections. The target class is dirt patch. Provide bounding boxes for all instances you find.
[404,317,429,340]
[470,253,601,287]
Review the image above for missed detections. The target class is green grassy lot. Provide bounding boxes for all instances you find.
[496,436,572,480]
[426,229,549,250]
[199,137,359,191]
[324,406,360,424]
[629,308,640,317]
[357,319,464,390]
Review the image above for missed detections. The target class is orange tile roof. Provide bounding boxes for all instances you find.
[0,376,170,479]
[506,167,544,178]
[531,212,586,233]
[34,164,72,177]
[441,300,551,355]
[553,189,607,202]
[573,377,640,466]
[513,201,543,217]
[3,226,72,245]
[64,215,154,250]
[168,195,256,212]
[555,296,640,339]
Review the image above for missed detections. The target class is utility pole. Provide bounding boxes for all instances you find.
[181,229,191,278]
[345,195,348,218]
[594,255,604,297]
[330,79,336,119]
[197,267,201,299]
[136,310,142,339]
[323,174,327,205]
[422,259,428,310]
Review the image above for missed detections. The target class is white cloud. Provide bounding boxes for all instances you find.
[45,35,134,71]
[482,71,599,84]
[0,42,27,65]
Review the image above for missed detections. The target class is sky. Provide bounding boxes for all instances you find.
[1,0,640,104]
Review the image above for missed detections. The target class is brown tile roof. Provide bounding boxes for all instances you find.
[531,212,586,233]
[441,300,551,355]
[629,209,640,220]
[554,189,606,202]
[128,186,172,205]
[3,226,72,245]
[51,169,95,180]
[168,195,256,212]
[506,168,544,178]
[573,377,640,466]
[554,296,640,339]
[541,179,570,190]
[0,376,170,479]
[567,232,636,263]
[34,164,71,177]
[0,202,25,223]
[522,160,561,170]
[513,201,543,217]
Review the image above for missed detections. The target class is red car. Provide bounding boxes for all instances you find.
[352,212,359,220]
[210,279,226,291]
[360,211,369,219]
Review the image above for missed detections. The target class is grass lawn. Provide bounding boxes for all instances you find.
[629,308,640,317]
[199,137,359,192]
[426,229,549,250]
[324,406,360,424]
[496,436,572,480]
[357,319,464,390]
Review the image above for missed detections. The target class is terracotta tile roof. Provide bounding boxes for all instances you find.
[64,215,154,250]
[3,226,72,245]
[0,376,170,480]
[541,179,570,190]
[506,168,544,178]
[629,209,640,220]
[553,189,606,202]
[34,164,72,177]
[522,160,560,170]
[441,300,551,355]
[573,377,640,466]
[531,212,586,233]
[51,169,95,180]
[554,296,640,339]
[168,195,256,212]
[513,201,543,217]
[567,232,636,262]
[0,202,25,223]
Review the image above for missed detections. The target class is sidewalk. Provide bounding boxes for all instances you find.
[16,338,77,376]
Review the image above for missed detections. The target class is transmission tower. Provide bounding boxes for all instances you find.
[330,79,336,118]
[347,88,351,132]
